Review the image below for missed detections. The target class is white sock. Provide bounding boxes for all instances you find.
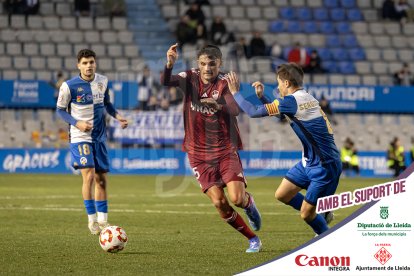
[88,213,97,222]
[97,212,108,223]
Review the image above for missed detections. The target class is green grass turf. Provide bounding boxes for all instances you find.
[0,174,389,275]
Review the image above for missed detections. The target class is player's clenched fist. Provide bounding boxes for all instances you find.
[166,43,179,68]
[252,81,264,99]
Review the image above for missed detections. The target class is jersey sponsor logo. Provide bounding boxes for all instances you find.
[201,93,208,98]
[76,94,85,103]
[190,102,217,115]
[80,157,88,165]
[298,100,319,110]
[212,90,219,100]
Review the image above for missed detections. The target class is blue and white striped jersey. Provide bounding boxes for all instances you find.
[57,73,112,143]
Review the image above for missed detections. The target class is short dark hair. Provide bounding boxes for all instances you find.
[276,63,304,87]
[197,44,222,60]
[77,49,96,62]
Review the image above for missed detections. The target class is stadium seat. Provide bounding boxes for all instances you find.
[343,35,359,47]
[365,48,381,61]
[27,16,42,29]
[269,20,284,32]
[313,8,329,21]
[391,36,408,48]
[13,57,29,69]
[252,20,267,33]
[352,22,368,34]
[306,0,323,7]
[322,61,337,72]
[291,0,306,7]
[336,22,351,33]
[374,35,391,47]
[372,61,389,74]
[340,0,355,8]
[263,7,278,19]
[357,35,374,47]
[246,6,261,19]
[303,21,318,33]
[398,49,412,61]
[330,9,346,21]
[7,42,22,55]
[347,9,363,21]
[326,35,342,47]
[345,75,360,85]
[324,0,339,8]
[280,7,295,20]
[317,47,331,60]
[330,48,349,60]
[329,74,345,84]
[308,34,326,47]
[348,48,366,60]
[382,49,398,61]
[30,57,46,70]
[355,61,371,74]
[230,6,245,18]
[296,7,312,20]
[286,21,302,33]
[319,21,335,33]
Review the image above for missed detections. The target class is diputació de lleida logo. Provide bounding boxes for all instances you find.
[380,206,389,219]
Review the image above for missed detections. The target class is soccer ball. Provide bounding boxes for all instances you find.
[99,226,128,253]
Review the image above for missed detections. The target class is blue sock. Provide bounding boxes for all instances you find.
[95,200,108,213]
[287,193,304,211]
[83,199,96,215]
[307,214,329,235]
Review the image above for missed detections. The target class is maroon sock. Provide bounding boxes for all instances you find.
[224,209,256,239]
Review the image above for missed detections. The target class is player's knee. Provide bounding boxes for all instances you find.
[211,197,228,210]
[275,190,288,204]
[228,193,244,207]
[300,209,313,222]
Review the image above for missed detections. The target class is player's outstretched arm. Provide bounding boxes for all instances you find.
[252,81,272,104]
[161,43,185,87]
[225,72,269,118]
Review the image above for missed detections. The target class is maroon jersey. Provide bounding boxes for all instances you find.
[162,67,243,160]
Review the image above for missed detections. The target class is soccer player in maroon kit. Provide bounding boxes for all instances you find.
[161,43,262,253]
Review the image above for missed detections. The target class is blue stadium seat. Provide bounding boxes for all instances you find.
[280,7,295,20]
[317,48,332,60]
[347,9,363,21]
[313,8,329,21]
[324,0,339,8]
[331,48,349,60]
[338,61,356,74]
[286,21,302,33]
[343,35,359,47]
[282,47,291,60]
[340,0,355,8]
[296,7,312,21]
[326,35,342,47]
[319,21,335,33]
[303,21,318,33]
[269,20,284,32]
[330,8,346,21]
[322,61,337,73]
[348,48,366,60]
[336,22,351,33]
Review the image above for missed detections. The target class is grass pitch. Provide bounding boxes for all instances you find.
[0,174,388,275]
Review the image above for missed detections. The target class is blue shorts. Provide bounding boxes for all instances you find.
[285,159,342,206]
[70,141,109,173]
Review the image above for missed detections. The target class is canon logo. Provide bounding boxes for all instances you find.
[295,254,351,267]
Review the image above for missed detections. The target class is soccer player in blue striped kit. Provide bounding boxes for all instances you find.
[56,49,128,234]
[224,63,342,236]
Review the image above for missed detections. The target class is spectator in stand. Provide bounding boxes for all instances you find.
[393,62,413,86]
[51,71,65,103]
[176,15,197,48]
[340,137,360,177]
[136,66,155,111]
[25,0,39,15]
[249,31,266,58]
[185,3,207,40]
[382,0,398,20]
[410,137,414,164]
[57,128,69,148]
[74,0,90,16]
[31,129,42,148]
[304,50,325,74]
[184,0,210,5]
[270,42,282,59]
[288,42,310,69]
[103,0,125,17]
[320,95,337,125]
[210,16,227,45]
[394,0,411,23]
[387,137,406,177]
[3,0,27,15]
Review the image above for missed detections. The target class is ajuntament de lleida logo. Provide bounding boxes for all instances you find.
[380,206,389,219]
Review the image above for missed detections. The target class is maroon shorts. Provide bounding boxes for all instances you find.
[188,151,246,193]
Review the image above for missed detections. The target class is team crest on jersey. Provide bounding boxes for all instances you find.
[97,82,104,92]
[76,94,85,103]
[80,157,87,165]
[77,87,84,93]
[212,90,219,100]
